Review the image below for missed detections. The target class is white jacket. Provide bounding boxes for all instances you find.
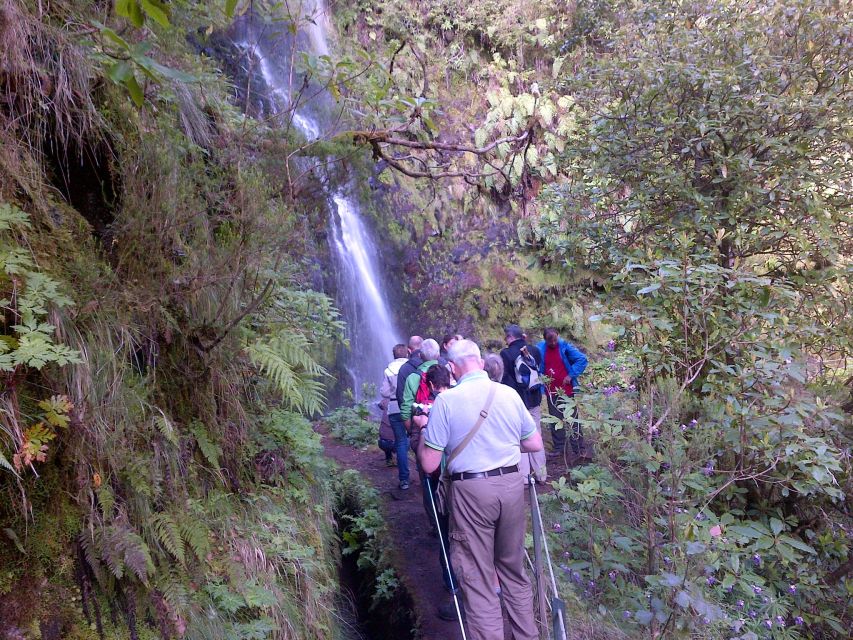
[380,358,407,415]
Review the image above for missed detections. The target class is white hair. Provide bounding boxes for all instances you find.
[421,338,440,361]
[448,339,481,366]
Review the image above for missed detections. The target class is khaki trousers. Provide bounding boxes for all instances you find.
[449,472,538,640]
[518,405,547,483]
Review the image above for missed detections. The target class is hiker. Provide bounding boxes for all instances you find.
[536,328,589,460]
[379,343,410,484]
[399,338,440,490]
[417,339,542,640]
[410,363,459,621]
[499,324,547,483]
[395,335,424,416]
[483,352,504,382]
[377,398,396,466]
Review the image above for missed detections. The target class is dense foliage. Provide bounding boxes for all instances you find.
[527,1,852,638]
[0,1,352,639]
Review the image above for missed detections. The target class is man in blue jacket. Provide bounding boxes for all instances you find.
[536,328,589,460]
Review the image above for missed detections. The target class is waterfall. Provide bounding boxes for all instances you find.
[230,2,401,401]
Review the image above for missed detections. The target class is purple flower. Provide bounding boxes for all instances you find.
[622,610,632,619]
[689,419,698,427]
[609,362,618,371]
[736,599,744,609]
[749,610,757,619]
[752,585,762,594]
[607,340,616,352]
[588,580,596,588]
[707,576,716,586]
[788,584,797,594]
[794,616,804,626]
[702,617,711,625]
[663,556,672,564]
[609,570,618,582]
[553,523,562,531]
[627,383,636,391]
[752,554,762,567]
[680,423,688,432]
[775,616,785,627]
[763,619,773,629]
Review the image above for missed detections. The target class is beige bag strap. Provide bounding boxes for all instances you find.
[446,383,497,467]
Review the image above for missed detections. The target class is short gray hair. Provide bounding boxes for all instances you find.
[421,338,440,361]
[448,339,481,366]
[408,335,424,350]
[483,353,504,382]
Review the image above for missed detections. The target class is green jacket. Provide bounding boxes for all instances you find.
[399,360,437,421]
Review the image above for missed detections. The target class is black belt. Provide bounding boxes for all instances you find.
[450,465,519,481]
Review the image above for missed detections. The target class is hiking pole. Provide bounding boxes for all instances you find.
[527,460,548,639]
[426,476,468,640]
[529,478,567,640]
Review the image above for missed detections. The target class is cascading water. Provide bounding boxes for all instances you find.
[229,2,401,401]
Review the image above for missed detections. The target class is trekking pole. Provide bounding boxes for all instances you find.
[527,460,548,639]
[426,477,468,640]
[529,478,567,640]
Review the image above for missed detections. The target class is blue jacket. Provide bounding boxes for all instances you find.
[536,339,588,389]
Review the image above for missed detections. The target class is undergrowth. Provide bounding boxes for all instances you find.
[0,1,352,638]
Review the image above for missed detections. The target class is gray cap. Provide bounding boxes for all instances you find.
[504,324,524,339]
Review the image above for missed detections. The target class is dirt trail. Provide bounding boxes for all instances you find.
[320,429,575,640]
[320,430,465,639]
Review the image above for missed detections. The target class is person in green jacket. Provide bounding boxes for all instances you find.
[399,338,439,491]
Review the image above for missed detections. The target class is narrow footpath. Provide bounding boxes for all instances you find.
[320,428,574,640]
[320,428,465,639]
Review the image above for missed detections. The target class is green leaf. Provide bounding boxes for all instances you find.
[778,535,816,555]
[637,283,661,295]
[140,0,170,28]
[124,74,144,106]
[99,26,131,49]
[107,60,133,83]
[769,517,784,536]
[115,0,144,27]
[225,0,239,18]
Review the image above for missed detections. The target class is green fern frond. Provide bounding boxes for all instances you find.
[0,449,18,476]
[155,573,190,614]
[152,513,185,565]
[246,332,329,415]
[190,421,221,469]
[118,528,154,585]
[0,202,32,232]
[178,518,210,563]
[153,411,179,447]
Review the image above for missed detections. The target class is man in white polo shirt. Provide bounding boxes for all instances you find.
[417,339,543,640]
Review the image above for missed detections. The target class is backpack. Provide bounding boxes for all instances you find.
[513,345,542,390]
[414,371,432,405]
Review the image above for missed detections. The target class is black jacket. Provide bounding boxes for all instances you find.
[500,340,543,409]
[395,350,423,407]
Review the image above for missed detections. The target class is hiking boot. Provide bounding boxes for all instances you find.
[437,598,462,621]
[399,481,410,490]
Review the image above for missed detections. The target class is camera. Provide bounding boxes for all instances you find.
[412,402,432,417]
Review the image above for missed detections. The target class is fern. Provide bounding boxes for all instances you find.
[190,421,221,469]
[153,411,179,447]
[151,513,185,565]
[246,332,329,416]
[178,518,210,563]
[0,202,32,231]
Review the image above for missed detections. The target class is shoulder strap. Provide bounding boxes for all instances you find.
[446,383,497,467]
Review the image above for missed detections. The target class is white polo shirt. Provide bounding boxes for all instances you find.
[424,370,536,474]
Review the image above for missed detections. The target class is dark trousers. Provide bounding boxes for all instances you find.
[546,394,584,455]
[389,412,409,483]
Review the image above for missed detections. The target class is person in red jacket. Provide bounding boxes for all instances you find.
[536,328,589,460]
